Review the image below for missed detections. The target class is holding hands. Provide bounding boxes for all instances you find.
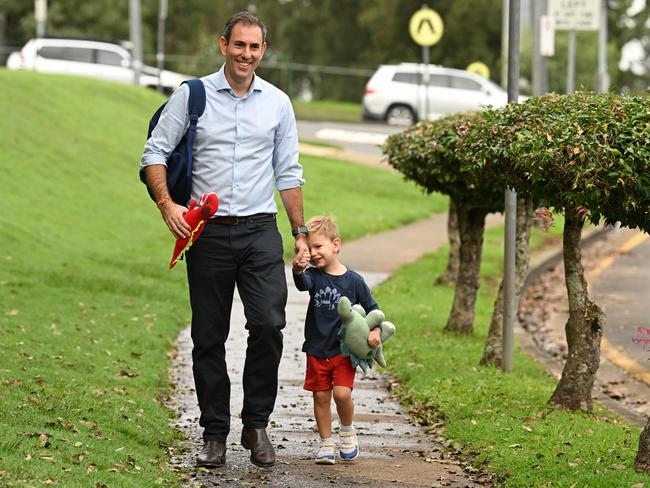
[292,248,311,274]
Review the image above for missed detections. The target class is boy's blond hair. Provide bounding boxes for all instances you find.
[306,215,340,241]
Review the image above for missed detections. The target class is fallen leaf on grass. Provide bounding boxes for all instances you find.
[39,433,50,448]
[117,370,138,378]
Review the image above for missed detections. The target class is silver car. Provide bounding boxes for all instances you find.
[6,38,190,93]
[362,63,510,126]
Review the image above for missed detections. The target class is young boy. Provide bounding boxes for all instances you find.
[292,216,382,464]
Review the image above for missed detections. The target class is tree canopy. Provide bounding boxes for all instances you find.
[1,0,647,100]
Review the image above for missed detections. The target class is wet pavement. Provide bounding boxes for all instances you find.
[591,232,650,370]
[166,270,488,487]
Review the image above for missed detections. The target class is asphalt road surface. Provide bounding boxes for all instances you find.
[297,120,402,157]
[590,232,650,369]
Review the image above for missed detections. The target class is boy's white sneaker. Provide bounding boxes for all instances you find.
[338,429,359,461]
[315,441,337,465]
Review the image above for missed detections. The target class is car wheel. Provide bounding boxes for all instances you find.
[385,105,416,126]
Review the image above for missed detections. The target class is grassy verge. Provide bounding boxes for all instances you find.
[292,99,363,123]
[373,224,650,487]
[282,154,447,258]
[0,69,443,485]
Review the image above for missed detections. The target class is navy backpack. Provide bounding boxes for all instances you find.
[140,79,206,205]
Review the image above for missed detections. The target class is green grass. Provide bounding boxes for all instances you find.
[292,99,363,123]
[374,224,650,487]
[299,139,343,150]
[0,69,443,485]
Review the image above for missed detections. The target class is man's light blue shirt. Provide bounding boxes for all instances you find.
[140,65,304,216]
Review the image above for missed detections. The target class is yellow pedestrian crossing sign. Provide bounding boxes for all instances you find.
[466,62,490,80]
[409,8,444,47]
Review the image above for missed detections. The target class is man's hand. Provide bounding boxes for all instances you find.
[159,201,191,239]
[294,233,309,256]
[368,327,382,348]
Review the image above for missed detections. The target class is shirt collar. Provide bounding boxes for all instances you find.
[214,64,263,97]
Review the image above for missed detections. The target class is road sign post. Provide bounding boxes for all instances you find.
[34,0,47,38]
[409,6,443,121]
[502,0,521,374]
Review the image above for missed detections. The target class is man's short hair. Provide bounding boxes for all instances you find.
[223,11,267,43]
[306,216,340,241]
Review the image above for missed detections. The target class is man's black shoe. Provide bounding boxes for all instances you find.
[196,440,226,468]
[241,427,275,467]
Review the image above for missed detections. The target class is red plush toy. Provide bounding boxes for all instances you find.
[170,192,219,269]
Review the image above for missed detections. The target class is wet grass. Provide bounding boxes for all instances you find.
[292,99,363,123]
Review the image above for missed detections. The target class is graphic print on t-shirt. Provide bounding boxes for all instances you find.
[314,286,341,311]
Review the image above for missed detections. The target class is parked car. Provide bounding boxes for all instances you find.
[6,38,190,93]
[362,63,512,126]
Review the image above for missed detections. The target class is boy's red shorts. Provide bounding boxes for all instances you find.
[304,354,356,391]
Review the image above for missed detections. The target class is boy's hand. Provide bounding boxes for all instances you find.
[292,249,311,274]
[368,327,382,348]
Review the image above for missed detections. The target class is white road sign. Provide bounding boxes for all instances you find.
[548,0,601,31]
[540,15,556,56]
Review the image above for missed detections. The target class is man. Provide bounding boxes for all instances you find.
[140,12,309,468]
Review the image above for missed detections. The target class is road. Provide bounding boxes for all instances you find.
[590,231,650,377]
[297,120,402,156]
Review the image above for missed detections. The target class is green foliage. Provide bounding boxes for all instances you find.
[385,92,648,233]
[460,93,650,230]
[373,226,650,487]
[382,113,505,212]
[2,0,647,101]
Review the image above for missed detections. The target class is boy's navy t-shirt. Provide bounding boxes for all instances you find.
[293,267,378,359]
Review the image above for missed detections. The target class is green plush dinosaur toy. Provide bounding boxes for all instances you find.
[336,296,396,372]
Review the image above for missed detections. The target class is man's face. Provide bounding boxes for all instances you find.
[219,22,266,88]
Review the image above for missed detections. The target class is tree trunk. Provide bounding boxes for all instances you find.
[549,209,605,411]
[444,202,487,335]
[480,196,534,367]
[635,417,650,474]
[435,198,460,285]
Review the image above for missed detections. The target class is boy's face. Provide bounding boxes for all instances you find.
[307,231,341,270]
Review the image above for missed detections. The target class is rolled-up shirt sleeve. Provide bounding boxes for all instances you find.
[140,84,190,170]
[273,98,304,191]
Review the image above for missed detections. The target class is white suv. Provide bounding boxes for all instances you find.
[6,38,190,93]
[363,63,510,126]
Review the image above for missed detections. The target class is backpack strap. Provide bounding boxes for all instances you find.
[182,79,206,179]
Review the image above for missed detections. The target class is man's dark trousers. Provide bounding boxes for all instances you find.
[186,216,286,441]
